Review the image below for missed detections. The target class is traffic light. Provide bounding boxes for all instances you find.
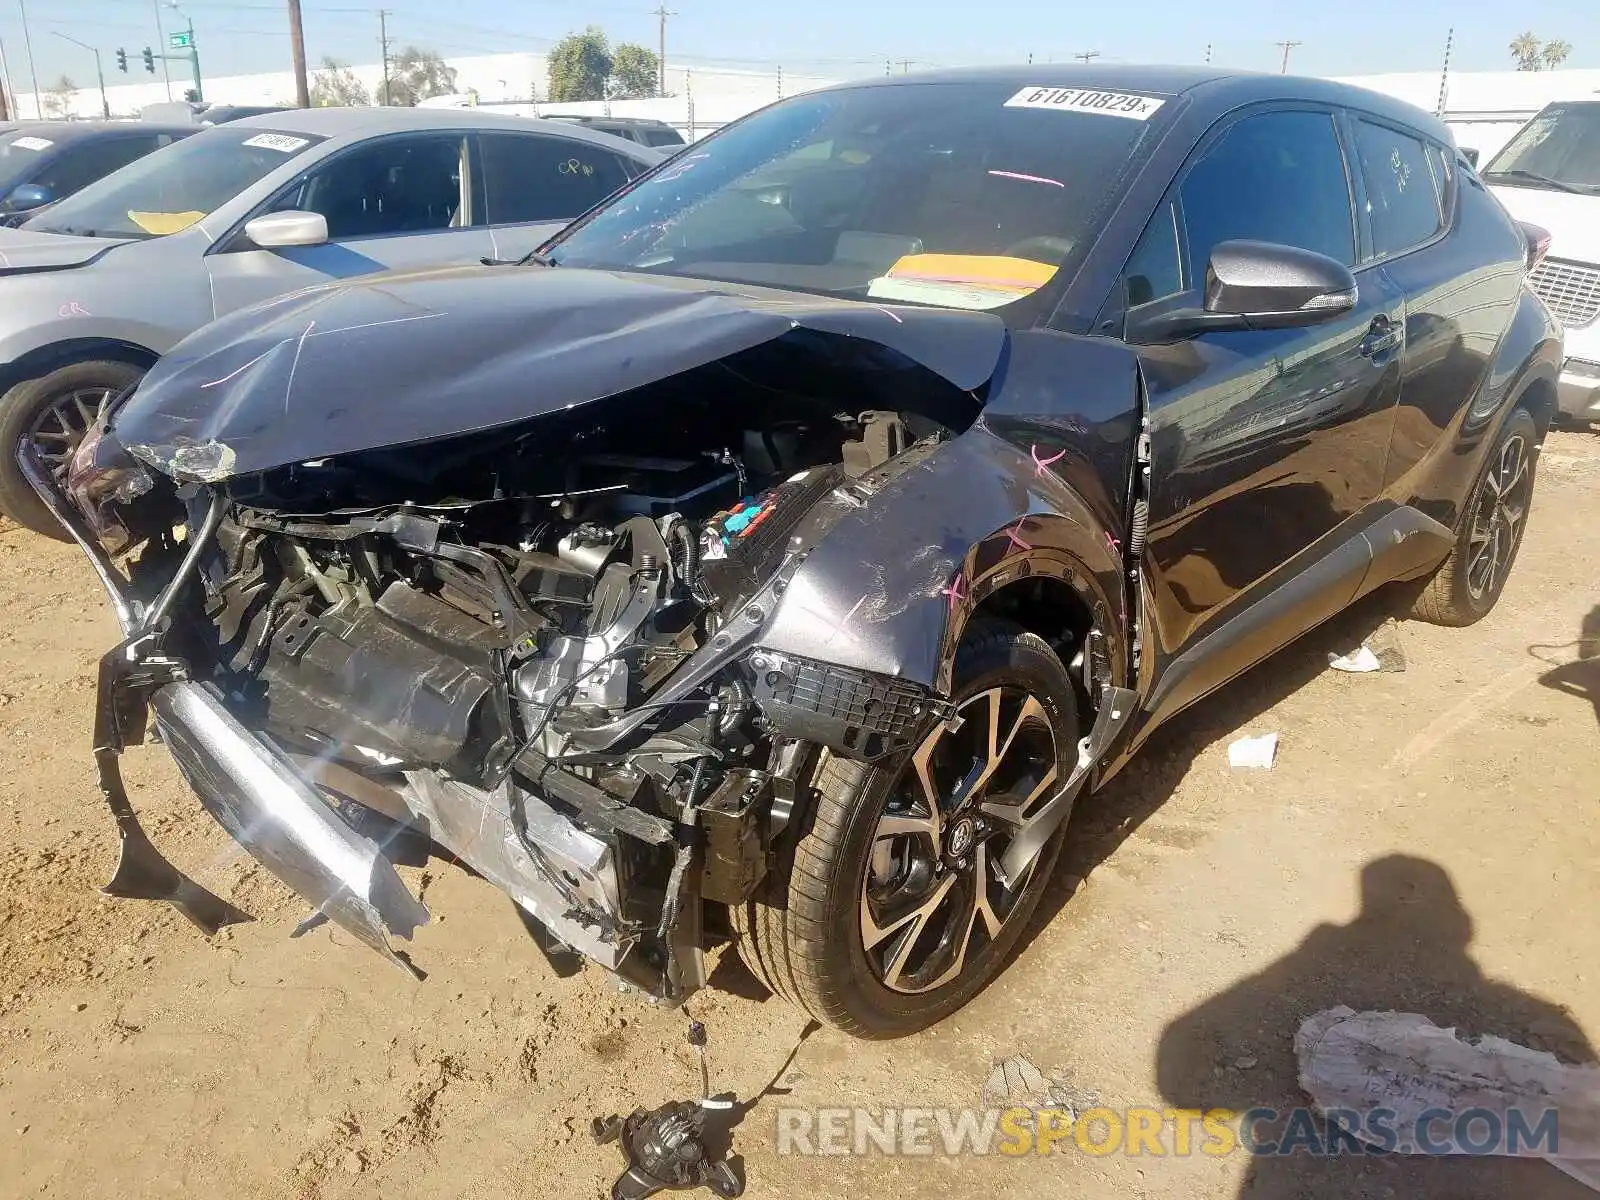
[116,48,127,73]
[142,46,155,73]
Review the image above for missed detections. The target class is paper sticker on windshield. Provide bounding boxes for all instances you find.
[10,135,53,151]
[241,132,310,153]
[1005,86,1164,121]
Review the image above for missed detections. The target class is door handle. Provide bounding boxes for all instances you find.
[1360,316,1402,359]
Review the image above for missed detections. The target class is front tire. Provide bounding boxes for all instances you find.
[732,623,1081,1037]
[0,359,145,540]
[1411,407,1538,627]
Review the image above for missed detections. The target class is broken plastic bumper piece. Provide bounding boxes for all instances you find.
[100,676,429,975]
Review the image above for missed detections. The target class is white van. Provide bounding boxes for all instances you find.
[1481,100,1600,423]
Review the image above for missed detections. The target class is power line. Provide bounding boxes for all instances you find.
[1275,39,1302,74]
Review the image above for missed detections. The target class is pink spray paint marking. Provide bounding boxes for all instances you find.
[1031,444,1066,477]
[940,571,968,619]
[58,301,90,319]
[1003,521,1033,553]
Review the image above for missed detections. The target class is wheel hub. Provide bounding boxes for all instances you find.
[859,684,1060,995]
[944,815,981,862]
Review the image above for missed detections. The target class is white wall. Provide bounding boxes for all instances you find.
[13,51,838,125]
[1340,68,1600,160]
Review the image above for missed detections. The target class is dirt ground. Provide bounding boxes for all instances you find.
[1,430,1596,1200]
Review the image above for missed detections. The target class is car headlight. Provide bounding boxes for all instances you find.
[66,414,155,554]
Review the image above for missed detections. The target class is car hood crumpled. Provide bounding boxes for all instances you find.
[111,263,1009,481]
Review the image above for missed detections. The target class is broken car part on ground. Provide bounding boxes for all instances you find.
[23,67,1560,1039]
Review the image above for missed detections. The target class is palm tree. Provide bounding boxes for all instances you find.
[1542,39,1573,69]
[1510,31,1544,70]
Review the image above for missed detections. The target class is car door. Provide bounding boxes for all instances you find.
[1123,107,1408,690]
[205,131,493,318]
[1350,117,1530,505]
[478,131,640,261]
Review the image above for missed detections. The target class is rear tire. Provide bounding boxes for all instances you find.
[732,623,1081,1037]
[1411,407,1538,627]
[0,359,145,540]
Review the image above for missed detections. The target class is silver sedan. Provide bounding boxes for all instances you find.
[0,106,663,536]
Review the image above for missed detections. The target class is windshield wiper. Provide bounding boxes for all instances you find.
[480,250,557,267]
[1482,168,1589,194]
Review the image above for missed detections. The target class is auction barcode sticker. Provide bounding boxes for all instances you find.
[1004,86,1165,121]
[241,132,311,153]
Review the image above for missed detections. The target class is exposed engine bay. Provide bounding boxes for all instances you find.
[80,388,960,992]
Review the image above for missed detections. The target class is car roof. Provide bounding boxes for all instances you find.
[832,64,1454,145]
[5,120,196,141]
[227,106,663,156]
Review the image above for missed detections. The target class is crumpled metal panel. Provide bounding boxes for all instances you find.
[150,681,429,975]
[111,265,1007,480]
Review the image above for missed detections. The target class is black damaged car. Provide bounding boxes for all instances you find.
[28,66,1561,1037]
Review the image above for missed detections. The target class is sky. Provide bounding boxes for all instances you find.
[6,0,1594,96]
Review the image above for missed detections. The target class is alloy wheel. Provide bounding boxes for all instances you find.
[27,386,115,484]
[860,686,1060,995]
[1465,432,1532,602]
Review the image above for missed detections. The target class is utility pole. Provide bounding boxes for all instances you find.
[896,58,913,73]
[51,32,109,117]
[1275,39,1301,73]
[16,0,41,117]
[165,4,202,103]
[150,0,173,99]
[286,0,309,107]
[651,4,674,97]
[377,8,391,105]
[1073,50,1101,64]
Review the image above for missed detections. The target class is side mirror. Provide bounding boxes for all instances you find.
[1130,240,1357,341]
[4,183,53,213]
[1462,147,1480,168]
[242,209,329,249]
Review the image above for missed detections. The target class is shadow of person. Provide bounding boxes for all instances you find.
[1539,604,1600,729]
[1156,854,1595,1199]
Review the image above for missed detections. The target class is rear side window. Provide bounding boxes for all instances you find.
[479,132,632,224]
[1353,119,1442,258]
[1179,110,1356,273]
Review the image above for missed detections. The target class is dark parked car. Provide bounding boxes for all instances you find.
[28,67,1559,1039]
[0,121,193,220]
[546,114,686,148]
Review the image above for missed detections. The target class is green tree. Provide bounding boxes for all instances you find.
[1542,38,1573,69]
[1510,31,1573,71]
[310,57,371,107]
[609,43,660,98]
[387,46,458,106]
[548,26,612,101]
[1510,31,1543,70]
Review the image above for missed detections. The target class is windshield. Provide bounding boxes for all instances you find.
[22,126,326,239]
[545,80,1171,314]
[0,129,65,194]
[1483,103,1600,193]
